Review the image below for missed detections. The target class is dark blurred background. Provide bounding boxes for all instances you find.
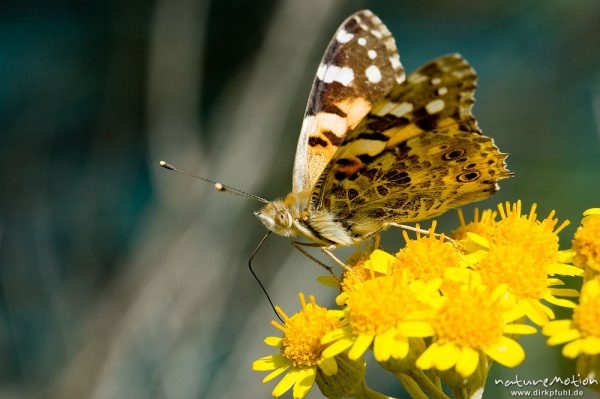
[1,0,599,398]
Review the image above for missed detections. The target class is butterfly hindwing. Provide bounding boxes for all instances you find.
[309,54,511,239]
[292,10,405,193]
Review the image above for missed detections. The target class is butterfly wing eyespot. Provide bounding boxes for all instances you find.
[442,149,466,161]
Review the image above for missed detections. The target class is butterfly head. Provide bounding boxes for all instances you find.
[254,201,295,237]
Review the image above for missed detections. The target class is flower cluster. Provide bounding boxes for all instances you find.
[252,203,599,398]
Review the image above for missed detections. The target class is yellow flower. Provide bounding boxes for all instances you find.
[416,284,536,377]
[339,248,386,296]
[543,277,600,358]
[322,258,439,363]
[461,201,581,325]
[572,208,600,273]
[394,221,471,293]
[252,293,342,399]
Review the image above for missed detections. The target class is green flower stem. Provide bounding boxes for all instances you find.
[451,387,469,399]
[358,383,399,399]
[425,369,443,389]
[408,369,450,399]
[395,373,428,399]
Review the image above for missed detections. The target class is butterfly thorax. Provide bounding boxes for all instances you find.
[255,190,355,247]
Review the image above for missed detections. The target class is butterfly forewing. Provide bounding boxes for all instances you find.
[292,10,405,193]
[309,54,511,240]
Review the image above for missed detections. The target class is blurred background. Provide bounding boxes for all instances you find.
[1,0,599,398]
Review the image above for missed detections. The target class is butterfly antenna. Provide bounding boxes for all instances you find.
[249,232,283,322]
[159,161,270,204]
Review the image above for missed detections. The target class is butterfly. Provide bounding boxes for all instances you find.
[253,9,511,266]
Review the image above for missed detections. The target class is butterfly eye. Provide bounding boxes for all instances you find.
[277,211,291,227]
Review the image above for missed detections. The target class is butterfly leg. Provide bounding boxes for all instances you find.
[321,246,353,272]
[384,223,458,247]
[373,234,381,250]
[292,241,337,277]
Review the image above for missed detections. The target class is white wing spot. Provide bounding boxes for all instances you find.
[336,29,354,43]
[336,67,355,86]
[365,65,382,83]
[368,50,377,59]
[390,102,413,117]
[316,63,327,80]
[321,65,355,86]
[437,87,448,95]
[390,56,401,68]
[431,77,442,85]
[425,99,445,114]
[370,29,383,38]
[358,37,367,46]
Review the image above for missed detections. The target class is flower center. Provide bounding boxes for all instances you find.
[475,202,568,299]
[395,235,460,282]
[479,244,548,298]
[572,214,600,271]
[433,289,504,349]
[281,302,340,367]
[346,275,420,335]
[573,282,600,338]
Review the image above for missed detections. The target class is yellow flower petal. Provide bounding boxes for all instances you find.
[583,208,600,216]
[502,305,526,323]
[558,250,576,263]
[321,337,354,358]
[547,278,565,286]
[367,249,396,273]
[466,232,490,248]
[396,321,435,337]
[391,336,410,359]
[272,367,302,398]
[484,336,524,367]
[542,320,573,335]
[321,326,351,345]
[563,339,582,358]
[522,300,551,325]
[292,367,316,399]
[581,337,600,355]
[548,264,584,276]
[549,288,579,297]
[264,336,283,347]
[373,330,394,362]
[543,293,576,308]
[547,329,581,345]
[455,347,479,377]
[416,342,440,369]
[326,310,345,318]
[461,250,489,265]
[252,354,288,371]
[263,366,290,383]
[348,333,374,360]
[434,342,460,370]
[317,356,337,376]
[503,324,537,335]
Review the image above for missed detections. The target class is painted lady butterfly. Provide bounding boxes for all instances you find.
[253,9,511,265]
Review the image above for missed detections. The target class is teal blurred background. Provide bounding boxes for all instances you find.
[1,0,599,398]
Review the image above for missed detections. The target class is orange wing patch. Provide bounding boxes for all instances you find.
[292,10,405,193]
[303,96,372,189]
